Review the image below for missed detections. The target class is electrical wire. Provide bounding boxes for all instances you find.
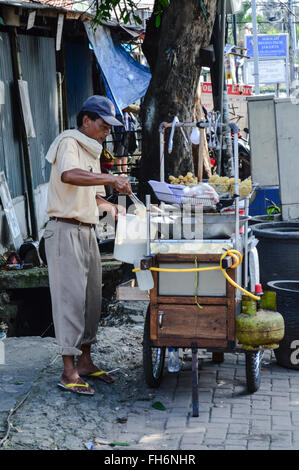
[0,390,32,448]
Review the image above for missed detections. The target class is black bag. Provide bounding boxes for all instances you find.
[19,241,44,267]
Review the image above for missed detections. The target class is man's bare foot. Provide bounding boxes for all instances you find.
[77,345,115,384]
[77,362,115,384]
[59,372,95,395]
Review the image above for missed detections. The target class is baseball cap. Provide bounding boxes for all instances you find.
[81,95,123,126]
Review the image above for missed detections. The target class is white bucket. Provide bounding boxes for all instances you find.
[113,213,157,264]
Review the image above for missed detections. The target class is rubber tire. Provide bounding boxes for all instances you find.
[143,307,166,388]
[239,149,251,180]
[245,350,263,393]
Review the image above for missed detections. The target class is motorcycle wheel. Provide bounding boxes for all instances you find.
[239,148,251,180]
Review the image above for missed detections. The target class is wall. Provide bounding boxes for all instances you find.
[65,39,94,128]
[0,24,100,254]
[0,182,48,252]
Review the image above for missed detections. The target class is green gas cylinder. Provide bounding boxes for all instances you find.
[236,290,285,350]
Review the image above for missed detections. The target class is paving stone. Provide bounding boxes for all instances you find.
[3,333,299,451]
[228,423,249,434]
[210,405,231,419]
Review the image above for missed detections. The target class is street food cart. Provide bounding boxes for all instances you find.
[115,115,284,417]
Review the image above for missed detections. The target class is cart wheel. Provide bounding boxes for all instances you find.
[245,350,263,393]
[143,307,166,388]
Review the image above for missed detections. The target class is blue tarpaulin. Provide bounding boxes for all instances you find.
[84,22,151,113]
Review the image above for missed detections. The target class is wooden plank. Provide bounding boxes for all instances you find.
[153,305,227,340]
[116,286,149,301]
[150,269,158,304]
[150,304,158,340]
[156,253,222,263]
[156,296,228,305]
[152,338,229,348]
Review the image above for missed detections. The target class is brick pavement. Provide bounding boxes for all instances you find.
[115,349,299,450]
[2,333,299,450]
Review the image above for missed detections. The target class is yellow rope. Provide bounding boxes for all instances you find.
[132,249,260,301]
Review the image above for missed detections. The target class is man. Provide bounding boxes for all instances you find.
[44,95,131,396]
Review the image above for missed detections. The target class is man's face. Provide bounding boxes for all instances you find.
[83,115,111,144]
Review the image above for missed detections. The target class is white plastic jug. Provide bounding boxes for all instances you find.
[134,260,154,291]
[113,213,157,264]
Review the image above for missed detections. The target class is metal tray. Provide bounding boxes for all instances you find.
[153,213,248,240]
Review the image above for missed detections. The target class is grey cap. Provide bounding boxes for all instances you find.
[81,95,123,126]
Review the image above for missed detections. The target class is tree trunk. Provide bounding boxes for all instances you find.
[140,0,218,187]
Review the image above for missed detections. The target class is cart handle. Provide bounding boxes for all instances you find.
[132,249,261,302]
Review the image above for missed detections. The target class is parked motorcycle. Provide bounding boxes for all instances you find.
[238,127,251,180]
[207,125,251,180]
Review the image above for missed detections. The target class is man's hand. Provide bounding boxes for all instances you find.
[112,175,132,195]
[97,199,126,221]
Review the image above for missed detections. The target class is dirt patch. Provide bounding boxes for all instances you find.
[1,304,156,450]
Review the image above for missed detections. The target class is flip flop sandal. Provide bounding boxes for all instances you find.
[57,381,95,395]
[86,370,115,384]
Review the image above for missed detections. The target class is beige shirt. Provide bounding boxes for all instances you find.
[46,137,106,224]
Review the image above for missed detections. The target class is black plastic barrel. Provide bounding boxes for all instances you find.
[252,222,299,288]
[249,214,281,226]
[267,281,299,370]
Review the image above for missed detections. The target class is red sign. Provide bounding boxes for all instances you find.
[201,83,252,96]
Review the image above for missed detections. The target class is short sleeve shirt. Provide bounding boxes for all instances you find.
[46,137,106,224]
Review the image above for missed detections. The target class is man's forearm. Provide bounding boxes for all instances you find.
[61,168,116,187]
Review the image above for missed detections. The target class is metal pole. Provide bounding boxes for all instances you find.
[244,196,249,289]
[252,0,260,95]
[146,194,151,256]
[288,0,297,93]
[9,28,39,241]
[191,342,199,417]
[233,14,239,84]
[159,124,165,182]
[216,0,227,175]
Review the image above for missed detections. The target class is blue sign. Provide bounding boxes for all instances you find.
[246,34,288,58]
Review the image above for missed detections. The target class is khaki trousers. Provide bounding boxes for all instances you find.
[44,219,102,356]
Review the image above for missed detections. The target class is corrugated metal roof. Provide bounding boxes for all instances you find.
[30,0,74,8]
[0,0,93,16]
[0,0,148,30]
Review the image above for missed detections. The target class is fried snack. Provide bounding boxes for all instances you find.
[168,173,198,187]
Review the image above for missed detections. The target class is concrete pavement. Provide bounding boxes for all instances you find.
[1,327,299,450]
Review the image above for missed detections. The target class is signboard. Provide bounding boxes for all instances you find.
[245,34,288,58]
[246,59,286,85]
[201,83,252,134]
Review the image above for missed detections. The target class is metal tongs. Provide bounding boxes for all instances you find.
[129,193,175,221]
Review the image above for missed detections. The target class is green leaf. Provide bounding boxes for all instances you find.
[152,401,166,411]
[133,15,143,25]
[110,442,130,446]
[124,13,131,23]
[155,15,161,28]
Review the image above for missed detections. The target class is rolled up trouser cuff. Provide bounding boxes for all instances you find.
[58,345,83,356]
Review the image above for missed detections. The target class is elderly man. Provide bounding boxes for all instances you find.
[44,95,131,396]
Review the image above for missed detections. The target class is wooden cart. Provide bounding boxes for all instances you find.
[136,116,263,416]
[142,250,264,417]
